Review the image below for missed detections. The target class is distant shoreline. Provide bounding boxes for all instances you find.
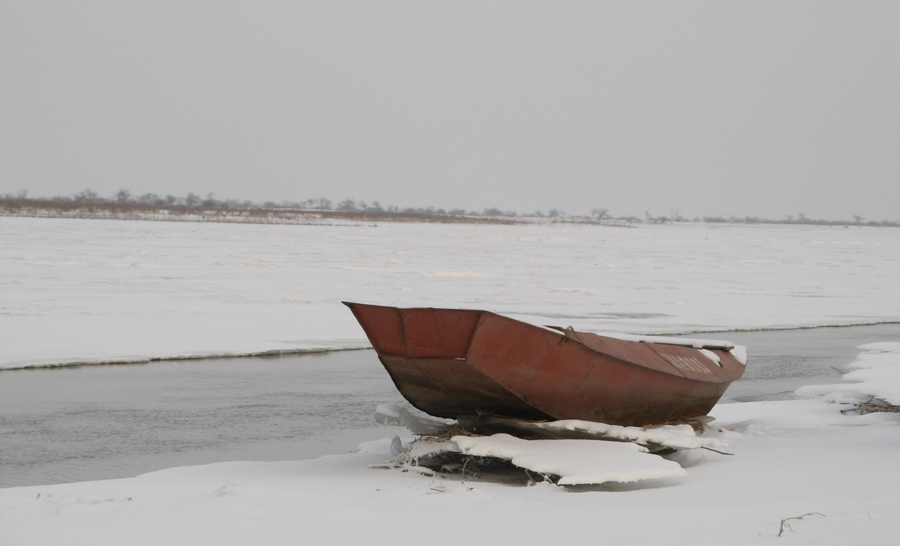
[1,201,625,227]
[2,200,897,228]
[0,201,523,226]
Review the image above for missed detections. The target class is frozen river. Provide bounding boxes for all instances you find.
[2,323,898,489]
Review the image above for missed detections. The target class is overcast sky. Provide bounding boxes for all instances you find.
[2,2,898,220]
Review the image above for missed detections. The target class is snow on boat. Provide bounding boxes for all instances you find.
[344,302,747,427]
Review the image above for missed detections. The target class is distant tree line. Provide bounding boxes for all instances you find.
[0,188,560,219]
[1,188,897,227]
[694,213,898,227]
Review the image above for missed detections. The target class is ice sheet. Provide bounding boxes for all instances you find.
[2,218,898,369]
[525,420,725,450]
[451,433,689,485]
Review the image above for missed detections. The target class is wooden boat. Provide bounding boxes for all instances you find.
[344,302,747,427]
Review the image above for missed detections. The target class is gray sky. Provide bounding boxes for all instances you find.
[2,2,898,220]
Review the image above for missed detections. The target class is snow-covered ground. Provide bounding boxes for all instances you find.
[1,345,898,544]
[1,217,898,544]
[1,217,898,369]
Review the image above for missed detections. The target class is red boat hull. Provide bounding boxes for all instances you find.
[344,302,746,426]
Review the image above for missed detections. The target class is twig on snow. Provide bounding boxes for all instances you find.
[839,395,900,415]
[778,512,825,537]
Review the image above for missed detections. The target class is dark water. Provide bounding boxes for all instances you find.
[707,323,900,403]
[1,323,898,488]
[0,350,408,489]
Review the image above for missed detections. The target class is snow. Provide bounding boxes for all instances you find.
[2,217,898,369]
[384,418,718,485]
[796,342,900,405]
[524,420,726,450]
[373,403,453,435]
[451,434,689,485]
[1,218,899,544]
[729,343,748,365]
[699,348,722,364]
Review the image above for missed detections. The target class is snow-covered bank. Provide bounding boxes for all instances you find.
[796,342,900,406]
[2,217,898,369]
[2,344,898,545]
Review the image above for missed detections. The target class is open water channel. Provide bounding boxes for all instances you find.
[2,323,898,488]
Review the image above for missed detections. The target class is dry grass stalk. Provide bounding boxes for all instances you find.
[840,396,900,415]
[700,446,734,456]
[777,512,825,537]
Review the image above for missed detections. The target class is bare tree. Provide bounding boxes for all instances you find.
[590,208,609,220]
[138,193,160,205]
[115,189,132,203]
[74,189,100,202]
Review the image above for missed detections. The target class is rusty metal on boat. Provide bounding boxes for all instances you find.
[344,302,746,426]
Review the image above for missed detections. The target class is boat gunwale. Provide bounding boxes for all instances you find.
[344,301,742,386]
